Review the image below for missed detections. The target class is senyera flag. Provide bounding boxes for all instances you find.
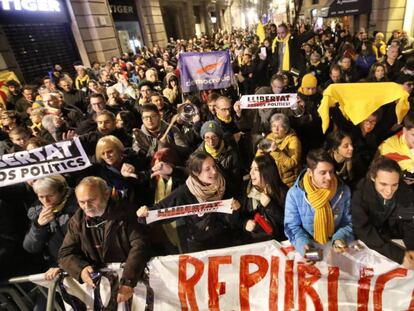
[178,50,235,92]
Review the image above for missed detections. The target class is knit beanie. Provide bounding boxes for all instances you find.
[299,73,318,95]
[200,120,223,139]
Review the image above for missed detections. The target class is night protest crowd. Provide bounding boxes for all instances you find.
[2,20,414,306]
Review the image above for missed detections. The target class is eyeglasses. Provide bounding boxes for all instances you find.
[142,115,159,121]
[86,219,108,228]
[217,107,231,112]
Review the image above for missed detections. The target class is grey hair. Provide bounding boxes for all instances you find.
[270,113,290,131]
[33,174,68,195]
[41,115,56,133]
[75,176,109,196]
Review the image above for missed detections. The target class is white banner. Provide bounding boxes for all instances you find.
[146,198,233,224]
[32,241,414,310]
[0,138,91,187]
[240,93,297,109]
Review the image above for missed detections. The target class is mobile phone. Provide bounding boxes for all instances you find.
[316,17,323,30]
[260,47,267,58]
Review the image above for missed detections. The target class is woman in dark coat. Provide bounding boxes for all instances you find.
[23,175,77,280]
[76,135,150,205]
[137,151,241,253]
[238,155,288,244]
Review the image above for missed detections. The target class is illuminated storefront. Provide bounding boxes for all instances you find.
[108,0,145,54]
[0,0,80,83]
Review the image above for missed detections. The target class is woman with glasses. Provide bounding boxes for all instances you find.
[256,113,301,187]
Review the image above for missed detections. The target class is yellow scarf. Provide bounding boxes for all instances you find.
[272,34,291,71]
[303,171,338,244]
[216,114,232,124]
[204,140,225,159]
[52,188,71,214]
[75,75,90,89]
[155,177,173,203]
[319,82,410,133]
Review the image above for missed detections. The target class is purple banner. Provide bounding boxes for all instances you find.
[178,50,235,92]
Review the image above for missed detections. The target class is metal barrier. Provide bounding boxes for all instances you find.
[2,264,125,311]
[1,273,63,311]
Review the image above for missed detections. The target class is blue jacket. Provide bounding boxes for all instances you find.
[284,171,354,255]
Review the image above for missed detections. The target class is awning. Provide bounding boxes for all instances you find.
[320,0,372,17]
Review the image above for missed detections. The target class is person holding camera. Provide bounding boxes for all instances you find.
[284,148,354,263]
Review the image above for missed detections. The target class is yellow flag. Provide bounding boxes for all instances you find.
[318,82,410,133]
[256,21,266,43]
[0,71,20,110]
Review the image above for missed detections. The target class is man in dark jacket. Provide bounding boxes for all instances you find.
[58,78,87,113]
[58,176,147,303]
[270,23,317,76]
[351,157,414,268]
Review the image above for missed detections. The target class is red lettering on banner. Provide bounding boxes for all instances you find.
[239,255,269,311]
[178,256,204,311]
[297,263,323,311]
[357,267,374,311]
[373,268,407,311]
[328,267,339,311]
[269,256,279,311]
[284,260,294,311]
[208,256,232,310]
[280,245,295,256]
[408,287,414,310]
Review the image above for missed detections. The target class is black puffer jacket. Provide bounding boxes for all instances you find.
[351,178,414,264]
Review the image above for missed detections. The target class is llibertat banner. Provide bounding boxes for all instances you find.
[0,138,91,187]
[240,93,297,109]
[146,198,234,224]
[32,241,414,310]
[179,51,235,92]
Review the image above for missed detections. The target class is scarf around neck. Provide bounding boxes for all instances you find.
[155,176,173,203]
[204,140,225,159]
[303,171,338,244]
[216,114,232,124]
[52,188,71,214]
[272,34,291,71]
[186,173,226,203]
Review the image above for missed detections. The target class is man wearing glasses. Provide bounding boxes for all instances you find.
[132,103,189,158]
[58,176,147,303]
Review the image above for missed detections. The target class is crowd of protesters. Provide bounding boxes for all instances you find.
[2,20,414,304]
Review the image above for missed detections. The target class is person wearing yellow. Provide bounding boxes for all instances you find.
[270,23,317,76]
[257,113,301,187]
[197,120,242,194]
[373,32,387,60]
[284,149,354,259]
[378,112,414,182]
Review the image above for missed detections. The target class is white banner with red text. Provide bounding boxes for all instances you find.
[33,240,414,310]
[146,198,234,224]
[240,93,297,109]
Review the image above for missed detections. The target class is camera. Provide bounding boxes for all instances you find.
[304,248,323,261]
[402,171,414,181]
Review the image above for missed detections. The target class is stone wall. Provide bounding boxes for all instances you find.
[69,0,121,63]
